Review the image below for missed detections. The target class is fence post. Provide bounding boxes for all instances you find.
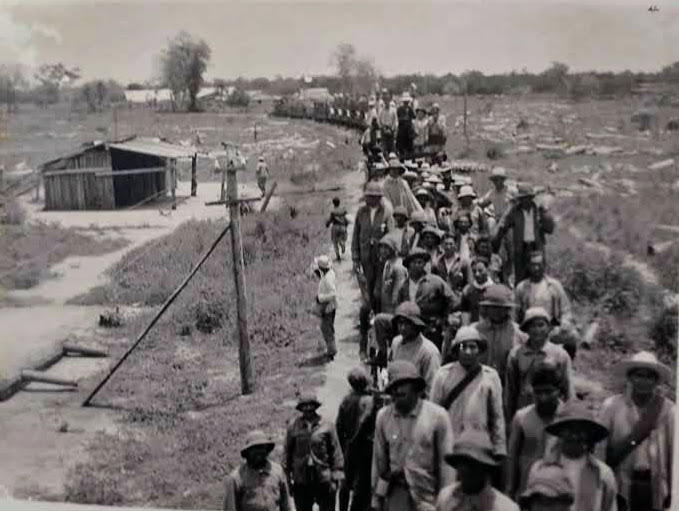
[191,153,197,197]
[227,160,254,395]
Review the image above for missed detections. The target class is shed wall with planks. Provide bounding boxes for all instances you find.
[43,168,115,210]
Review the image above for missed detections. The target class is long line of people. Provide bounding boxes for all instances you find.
[223,99,674,511]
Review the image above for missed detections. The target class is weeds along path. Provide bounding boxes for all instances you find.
[315,166,366,423]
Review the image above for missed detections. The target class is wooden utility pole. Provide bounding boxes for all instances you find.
[191,153,197,197]
[170,159,177,210]
[226,156,254,394]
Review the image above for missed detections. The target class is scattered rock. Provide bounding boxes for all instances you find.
[642,147,665,157]
[99,308,123,328]
[548,163,559,173]
[565,144,590,155]
[588,146,623,156]
[649,158,675,171]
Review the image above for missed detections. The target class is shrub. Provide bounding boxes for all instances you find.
[1,197,27,225]
[486,143,505,160]
[650,294,678,355]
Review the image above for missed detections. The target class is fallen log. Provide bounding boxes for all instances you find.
[63,343,108,358]
[205,196,262,206]
[21,370,78,387]
[649,158,675,171]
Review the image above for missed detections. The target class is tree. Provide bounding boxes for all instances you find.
[126,83,145,90]
[0,64,27,113]
[159,31,211,112]
[226,89,250,108]
[331,43,357,92]
[33,63,81,105]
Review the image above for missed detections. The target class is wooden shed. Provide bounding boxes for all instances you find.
[40,136,197,211]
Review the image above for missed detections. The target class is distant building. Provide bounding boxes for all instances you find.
[297,87,333,102]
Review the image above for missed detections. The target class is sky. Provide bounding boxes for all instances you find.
[1,0,678,84]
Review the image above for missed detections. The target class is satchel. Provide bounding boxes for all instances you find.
[441,365,483,411]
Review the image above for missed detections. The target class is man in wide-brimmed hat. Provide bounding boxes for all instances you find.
[419,224,443,268]
[352,181,392,359]
[311,254,338,361]
[597,351,674,511]
[383,155,423,219]
[460,256,495,325]
[377,234,408,317]
[437,430,519,511]
[518,464,574,511]
[378,98,398,154]
[492,182,555,286]
[285,393,344,511]
[224,430,291,511]
[431,326,506,462]
[457,185,488,236]
[415,187,439,226]
[471,283,526,382]
[389,206,414,258]
[514,251,578,360]
[505,360,566,500]
[433,231,471,298]
[530,402,618,511]
[388,301,442,393]
[372,360,454,511]
[397,247,459,351]
[478,167,517,231]
[505,307,574,420]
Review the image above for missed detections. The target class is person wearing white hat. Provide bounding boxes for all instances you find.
[396,93,415,158]
[312,255,338,361]
[256,156,270,197]
[504,307,575,420]
[457,185,488,236]
[383,156,424,218]
[597,351,674,511]
[224,430,291,511]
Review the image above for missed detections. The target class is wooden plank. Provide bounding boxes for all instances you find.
[96,167,166,177]
[43,167,108,177]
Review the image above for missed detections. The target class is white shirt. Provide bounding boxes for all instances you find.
[523,209,535,243]
[369,206,377,225]
[409,276,422,300]
[459,234,471,261]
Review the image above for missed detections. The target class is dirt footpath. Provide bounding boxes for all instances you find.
[316,169,365,423]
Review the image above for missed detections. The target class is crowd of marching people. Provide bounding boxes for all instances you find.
[223,93,674,511]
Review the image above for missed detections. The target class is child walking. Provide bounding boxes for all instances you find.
[326,197,349,261]
[312,255,338,362]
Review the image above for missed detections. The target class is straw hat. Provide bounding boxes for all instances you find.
[409,211,427,224]
[364,182,384,197]
[415,187,432,198]
[479,284,515,308]
[444,430,500,468]
[400,92,413,103]
[240,430,275,457]
[421,225,443,241]
[403,170,418,180]
[544,402,609,443]
[391,301,426,328]
[258,156,265,162]
[515,182,536,199]
[403,247,431,266]
[450,325,489,353]
[457,185,477,199]
[520,307,552,332]
[378,234,399,254]
[617,351,672,383]
[314,255,332,270]
[519,465,575,507]
[384,360,426,394]
[296,393,322,411]
[489,167,507,181]
[393,206,409,218]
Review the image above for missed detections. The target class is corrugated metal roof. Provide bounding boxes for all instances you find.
[109,137,197,159]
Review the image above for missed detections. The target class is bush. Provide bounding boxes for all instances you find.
[650,294,678,355]
[1,197,26,225]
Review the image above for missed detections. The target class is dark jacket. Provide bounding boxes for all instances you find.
[351,204,390,269]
